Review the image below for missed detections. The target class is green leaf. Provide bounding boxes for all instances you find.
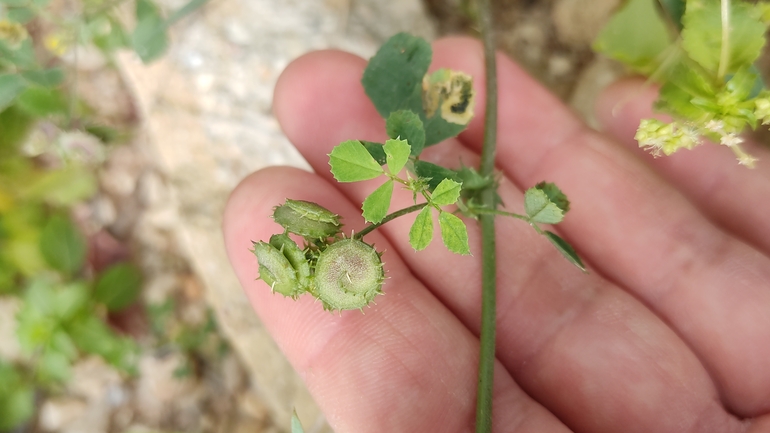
[291,409,306,433]
[409,206,433,251]
[361,33,467,146]
[39,215,87,275]
[658,0,686,30]
[37,347,71,383]
[386,109,425,155]
[524,188,564,224]
[361,140,387,165]
[131,0,169,63]
[593,0,672,75]
[534,181,570,213]
[0,105,34,152]
[0,363,34,431]
[16,87,68,117]
[681,0,767,75]
[362,180,393,223]
[383,137,411,175]
[438,211,470,255]
[24,166,98,206]
[166,0,209,25]
[0,73,27,112]
[69,315,138,374]
[430,178,462,206]
[0,38,36,69]
[20,68,65,87]
[544,231,586,272]
[413,160,461,192]
[329,140,384,182]
[7,6,35,24]
[94,263,143,311]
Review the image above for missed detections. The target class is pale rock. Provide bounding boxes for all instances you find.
[38,398,88,432]
[552,0,621,47]
[569,56,626,128]
[134,353,198,425]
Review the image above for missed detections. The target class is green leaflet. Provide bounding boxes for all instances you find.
[383,138,411,175]
[438,211,470,255]
[329,140,384,182]
[409,206,434,251]
[362,180,393,223]
[413,160,461,192]
[361,140,387,165]
[386,110,425,156]
[93,263,142,311]
[524,188,564,224]
[593,0,672,75]
[39,215,87,276]
[291,409,306,433]
[534,181,569,213]
[544,231,586,273]
[430,178,462,207]
[681,0,767,76]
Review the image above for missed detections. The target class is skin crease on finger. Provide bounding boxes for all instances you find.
[267,40,770,431]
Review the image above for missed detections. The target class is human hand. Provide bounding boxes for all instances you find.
[223,37,770,433]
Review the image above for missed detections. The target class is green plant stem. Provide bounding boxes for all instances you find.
[718,0,730,80]
[475,0,498,431]
[354,203,428,240]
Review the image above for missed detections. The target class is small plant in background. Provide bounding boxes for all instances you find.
[0,0,206,429]
[594,0,770,167]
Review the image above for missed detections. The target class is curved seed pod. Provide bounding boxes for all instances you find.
[269,233,312,291]
[314,239,384,311]
[252,241,301,298]
[273,199,342,239]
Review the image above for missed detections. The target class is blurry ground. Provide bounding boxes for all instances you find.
[27,0,625,432]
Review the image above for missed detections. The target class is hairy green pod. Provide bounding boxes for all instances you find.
[252,241,302,298]
[314,239,384,311]
[269,233,312,291]
[273,199,342,239]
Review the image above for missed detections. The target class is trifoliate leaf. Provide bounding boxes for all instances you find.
[386,110,425,156]
[362,180,393,223]
[524,188,564,224]
[383,138,411,175]
[409,206,433,251]
[438,211,470,255]
[534,181,570,213]
[544,231,586,272]
[593,0,672,75]
[413,160,461,192]
[430,178,462,207]
[681,0,767,75]
[329,140,384,182]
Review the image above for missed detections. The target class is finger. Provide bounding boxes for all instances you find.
[272,46,747,432]
[595,78,770,256]
[222,167,569,433]
[431,38,770,415]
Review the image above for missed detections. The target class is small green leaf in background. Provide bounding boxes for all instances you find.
[0,105,34,152]
[361,140,387,165]
[16,87,68,117]
[657,0,686,30]
[430,178,462,207]
[0,73,27,112]
[94,263,143,311]
[69,315,138,374]
[0,362,34,432]
[383,137,411,175]
[681,0,767,75]
[291,409,306,433]
[524,188,564,224]
[438,211,470,255]
[6,6,35,24]
[131,0,168,63]
[37,347,71,383]
[329,140,384,182]
[39,214,87,275]
[409,206,433,251]
[20,68,65,87]
[544,231,586,272]
[362,180,393,223]
[413,160,461,192]
[386,109,425,155]
[534,181,569,213]
[593,0,672,75]
[25,166,98,206]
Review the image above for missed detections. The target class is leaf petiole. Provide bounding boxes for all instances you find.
[354,203,429,240]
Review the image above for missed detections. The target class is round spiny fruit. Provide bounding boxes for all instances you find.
[273,199,342,239]
[314,239,384,311]
[252,241,301,298]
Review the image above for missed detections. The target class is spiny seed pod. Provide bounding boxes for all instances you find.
[273,199,342,239]
[269,233,312,292]
[252,241,302,298]
[314,238,384,311]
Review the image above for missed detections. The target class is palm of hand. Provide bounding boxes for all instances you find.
[223,37,770,433]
